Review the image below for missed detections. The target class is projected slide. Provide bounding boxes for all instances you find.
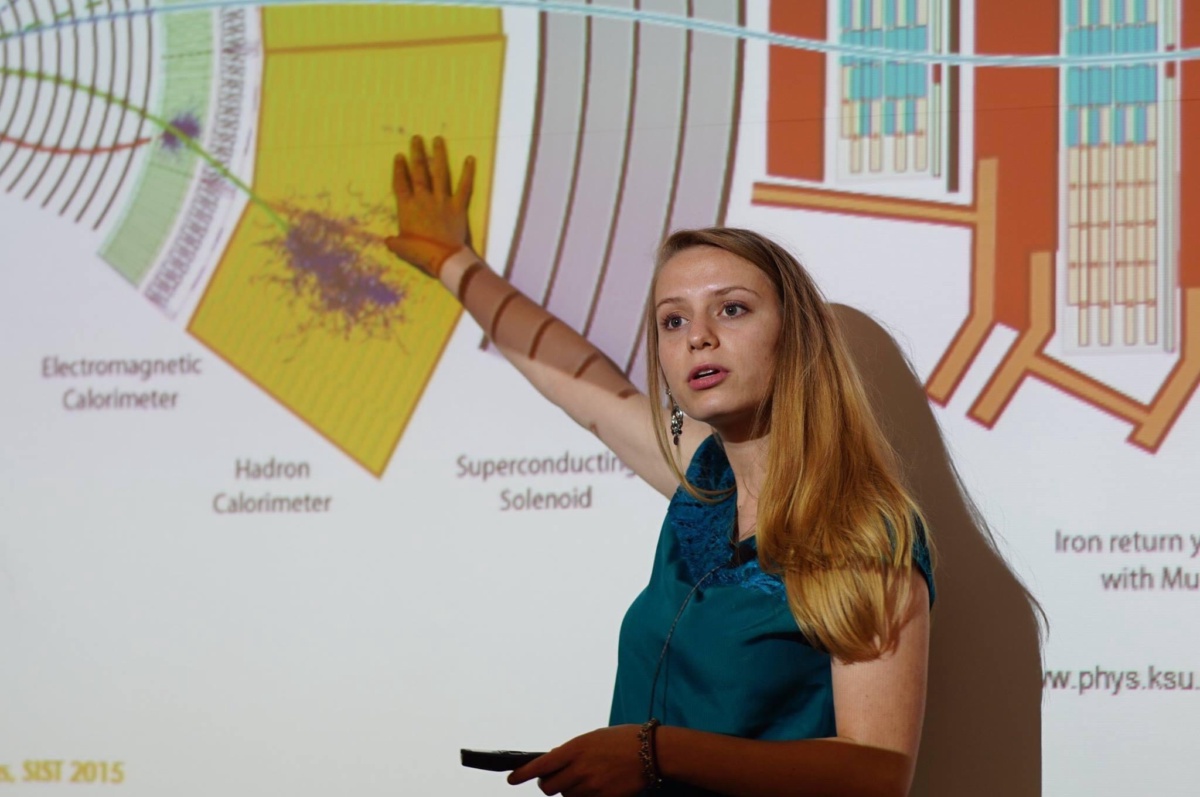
[2,1,1198,796]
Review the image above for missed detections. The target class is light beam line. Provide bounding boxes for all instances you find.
[2,0,1199,67]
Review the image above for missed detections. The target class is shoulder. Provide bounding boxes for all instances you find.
[910,514,936,607]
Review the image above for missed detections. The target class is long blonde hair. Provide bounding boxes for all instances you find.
[645,228,931,662]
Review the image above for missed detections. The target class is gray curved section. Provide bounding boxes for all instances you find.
[541,1,636,331]
[501,4,589,304]
[586,0,688,368]
[626,0,742,387]
[501,0,743,388]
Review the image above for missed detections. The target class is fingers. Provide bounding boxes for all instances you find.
[534,770,586,796]
[392,153,412,200]
[453,154,476,214]
[507,750,564,786]
[409,135,433,193]
[431,136,452,198]
[508,763,583,797]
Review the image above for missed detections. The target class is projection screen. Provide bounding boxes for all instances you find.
[1,1,1197,795]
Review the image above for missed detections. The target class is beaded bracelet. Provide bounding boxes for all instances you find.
[638,718,663,791]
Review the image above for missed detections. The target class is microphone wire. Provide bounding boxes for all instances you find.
[644,537,755,723]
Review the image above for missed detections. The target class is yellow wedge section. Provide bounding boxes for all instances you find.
[190,6,503,475]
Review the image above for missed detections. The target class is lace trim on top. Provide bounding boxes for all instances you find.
[669,437,786,596]
[671,438,936,605]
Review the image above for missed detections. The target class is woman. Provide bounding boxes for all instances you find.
[386,136,934,797]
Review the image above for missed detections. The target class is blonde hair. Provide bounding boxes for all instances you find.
[645,227,932,663]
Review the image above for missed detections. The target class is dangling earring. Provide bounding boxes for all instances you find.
[667,389,683,446]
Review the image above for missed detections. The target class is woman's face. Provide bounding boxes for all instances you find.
[654,245,783,441]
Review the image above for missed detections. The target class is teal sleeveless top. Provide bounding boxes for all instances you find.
[609,437,934,793]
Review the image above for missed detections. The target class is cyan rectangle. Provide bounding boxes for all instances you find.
[1115,25,1131,54]
[914,25,928,52]
[1091,67,1112,104]
[913,63,928,98]
[1067,109,1081,146]
[1067,28,1084,55]
[1143,24,1158,52]
[1068,68,1084,107]
[1141,64,1157,102]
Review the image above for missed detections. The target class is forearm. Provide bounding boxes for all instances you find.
[387,136,683,494]
[438,248,638,427]
[655,728,912,797]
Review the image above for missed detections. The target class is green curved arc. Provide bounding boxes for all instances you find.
[0,65,287,230]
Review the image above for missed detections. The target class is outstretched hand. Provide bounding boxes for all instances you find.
[385,135,475,278]
[507,725,647,796]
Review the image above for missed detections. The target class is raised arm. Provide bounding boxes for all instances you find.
[384,136,710,497]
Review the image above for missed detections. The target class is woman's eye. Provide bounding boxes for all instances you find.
[722,303,747,317]
[661,315,684,330]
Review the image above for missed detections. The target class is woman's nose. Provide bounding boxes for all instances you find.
[688,319,716,350]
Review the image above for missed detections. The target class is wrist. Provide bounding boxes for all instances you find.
[439,247,482,295]
[638,719,664,791]
[651,724,686,783]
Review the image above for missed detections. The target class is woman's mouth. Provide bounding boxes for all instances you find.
[688,366,728,390]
